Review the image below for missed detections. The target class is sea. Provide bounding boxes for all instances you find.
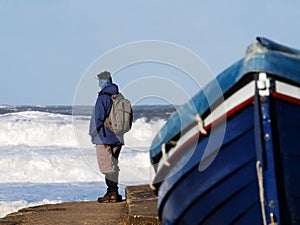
[0,104,176,218]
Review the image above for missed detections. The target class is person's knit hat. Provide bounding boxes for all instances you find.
[97,71,111,80]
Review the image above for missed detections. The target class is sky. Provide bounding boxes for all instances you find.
[1,0,300,105]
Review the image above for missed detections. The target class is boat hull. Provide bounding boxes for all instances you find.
[157,103,265,224]
[150,38,300,225]
[154,92,300,225]
[270,96,300,224]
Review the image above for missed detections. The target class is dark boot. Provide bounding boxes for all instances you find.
[97,191,121,203]
[97,192,111,203]
[97,175,122,203]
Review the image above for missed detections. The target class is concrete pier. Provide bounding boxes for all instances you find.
[0,184,160,225]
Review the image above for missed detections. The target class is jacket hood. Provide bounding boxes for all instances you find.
[100,83,119,95]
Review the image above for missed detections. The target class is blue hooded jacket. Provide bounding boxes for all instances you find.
[89,83,124,145]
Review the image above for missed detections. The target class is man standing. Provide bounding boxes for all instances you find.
[89,71,123,203]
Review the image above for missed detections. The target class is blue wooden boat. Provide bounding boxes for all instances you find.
[149,37,300,225]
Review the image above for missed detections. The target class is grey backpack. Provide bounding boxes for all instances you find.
[104,93,133,135]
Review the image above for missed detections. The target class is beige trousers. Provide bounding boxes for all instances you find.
[96,144,121,175]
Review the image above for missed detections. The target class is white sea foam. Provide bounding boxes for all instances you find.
[0,147,156,184]
[0,199,61,218]
[0,111,165,148]
[0,111,165,184]
[124,117,166,148]
[0,111,76,147]
[0,109,166,218]
[0,147,96,183]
